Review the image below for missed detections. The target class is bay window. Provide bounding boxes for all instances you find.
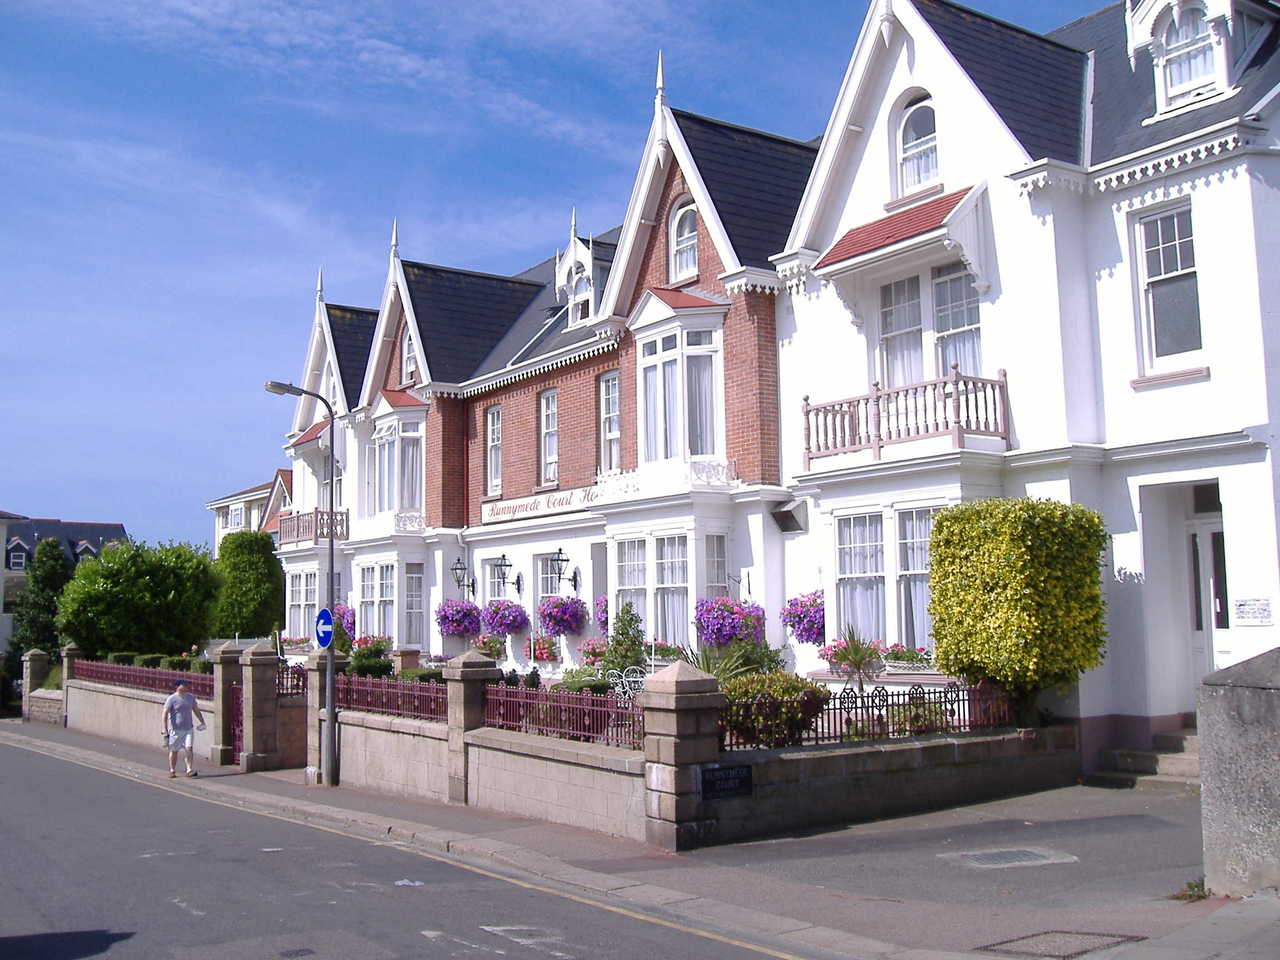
[898,507,938,651]
[836,514,885,645]
[377,563,394,639]
[486,405,502,496]
[599,372,620,473]
[405,563,424,648]
[654,535,689,646]
[357,564,395,641]
[539,390,558,485]
[359,567,376,636]
[288,573,303,637]
[639,328,720,463]
[399,421,421,511]
[303,572,317,639]
[616,539,647,632]
[1139,206,1201,361]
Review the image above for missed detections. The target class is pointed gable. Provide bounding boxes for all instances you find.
[671,110,818,268]
[399,261,543,383]
[325,304,377,411]
[913,0,1087,164]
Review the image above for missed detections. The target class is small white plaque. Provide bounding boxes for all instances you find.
[1233,598,1273,627]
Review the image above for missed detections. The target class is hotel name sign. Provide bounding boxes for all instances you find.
[482,485,603,524]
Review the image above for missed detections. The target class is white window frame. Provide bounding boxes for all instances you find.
[288,573,303,637]
[653,535,689,647]
[377,563,395,641]
[485,559,508,601]
[401,332,417,383]
[359,566,376,637]
[539,390,559,486]
[572,270,592,324]
[615,538,647,635]
[404,562,424,648]
[1136,204,1202,371]
[875,262,982,387]
[9,550,25,571]
[637,324,723,464]
[835,513,886,646]
[704,534,728,598]
[303,571,318,641]
[898,98,938,195]
[228,505,244,529]
[398,420,422,511]
[535,553,562,607]
[599,372,621,474]
[1159,8,1218,109]
[485,405,502,496]
[669,201,698,282]
[897,507,940,651]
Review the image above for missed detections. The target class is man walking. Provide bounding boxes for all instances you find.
[162,679,206,778]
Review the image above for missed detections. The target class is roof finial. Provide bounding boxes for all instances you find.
[570,205,578,246]
[655,50,666,109]
[390,217,399,259]
[316,266,324,302]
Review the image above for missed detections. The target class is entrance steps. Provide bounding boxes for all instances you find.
[1086,726,1200,792]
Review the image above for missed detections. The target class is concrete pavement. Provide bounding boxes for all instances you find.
[2,718,1275,959]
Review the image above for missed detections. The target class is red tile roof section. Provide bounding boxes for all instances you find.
[276,468,293,498]
[381,388,427,408]
[649,287,724,309]
[290,418,331,447]
[814,187,972,270]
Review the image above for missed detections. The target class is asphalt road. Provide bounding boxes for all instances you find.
[0,745,810,960]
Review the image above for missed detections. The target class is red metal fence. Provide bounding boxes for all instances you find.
[482,684,644,750]
[721,683,1011,751]
[74,660,214,700]
[229,682,243,757]
[334,673,447,722]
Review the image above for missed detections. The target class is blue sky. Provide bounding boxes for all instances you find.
[0,0,1101,548]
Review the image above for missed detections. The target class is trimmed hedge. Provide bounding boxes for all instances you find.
[106,652,139,665]
[351,657,394,678]
[190,658,214,675]
[134,654,164,669]
[554,677,612,696]
[929,498,1107,709]
[721,671,831,748]
[159,656,191,672]
[399,667,444,684]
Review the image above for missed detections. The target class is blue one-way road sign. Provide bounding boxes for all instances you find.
[316,608,334,648]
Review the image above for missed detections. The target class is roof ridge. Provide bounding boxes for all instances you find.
[1048,1,1125,39]
[917,0,1090,55]
[400,259,545,287]
[671,107,819,151]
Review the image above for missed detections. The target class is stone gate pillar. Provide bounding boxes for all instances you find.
[211,642,242,766]
[21,649,49,722]
[444,649,502,803]
[239,642,280,772]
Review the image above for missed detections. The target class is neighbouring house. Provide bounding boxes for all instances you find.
[0,509,27,651]
[204,468,292,558]
[272,0,1280,769]
[3,518,129,618]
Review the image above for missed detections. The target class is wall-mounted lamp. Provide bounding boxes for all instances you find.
[450,557,476,596]
[548,546,580,591]
[492,553,512,586]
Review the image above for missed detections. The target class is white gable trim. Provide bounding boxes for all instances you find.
[290,305,330,436]
[359,257,431,409]
[598,106,743,321]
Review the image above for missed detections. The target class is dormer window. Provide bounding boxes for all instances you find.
[401,332,417,384]
[669,202,698,282]
[899,98,938,194]
[1163,9,1215,104]
[572,270,591,323]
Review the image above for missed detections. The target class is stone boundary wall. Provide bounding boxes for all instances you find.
[335,710,448,801]
[278,697,307,769]
[465,727,646,841]
[696,727,1080,846]
[28,688,64,726]
[64,680,217,754]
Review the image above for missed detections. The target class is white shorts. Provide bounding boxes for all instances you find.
[167,728,194,751]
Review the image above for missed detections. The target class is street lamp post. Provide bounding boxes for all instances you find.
[265,379,338,787]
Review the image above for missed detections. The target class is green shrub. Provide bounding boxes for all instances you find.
[599,602,645,674]
[727,638,784,674]
[523,668,541,689]
[106,652,139,665]
[190,657,214,675]
[134,654,164,669]
[8,539,73,673]
[209,531,284,639]
[351,656,394,678]
[502,669,520,687]
[159,656,191,672]
[399,667,444,684]
[721,672,831,748]
[41,665,63,690]
[930,498,1108,723]
[554,677,612,695]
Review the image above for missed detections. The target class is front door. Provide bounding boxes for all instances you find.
[1188,522,1230,677]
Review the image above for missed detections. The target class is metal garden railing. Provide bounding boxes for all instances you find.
[334,673,446,721]
[73,660,214,700]
[483,684,644,750]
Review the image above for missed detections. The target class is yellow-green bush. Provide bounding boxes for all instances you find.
[929,498,1107,711]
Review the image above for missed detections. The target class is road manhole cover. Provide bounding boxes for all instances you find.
[939,847,1079,869]
[978,930,1146,958]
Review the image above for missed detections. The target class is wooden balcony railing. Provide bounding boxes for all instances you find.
[802,366,1009,469]
[278,509,349,545]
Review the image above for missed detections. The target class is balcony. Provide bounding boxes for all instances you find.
[595,457,738,504]
[278,509,349,546]
[802,368,1009,469]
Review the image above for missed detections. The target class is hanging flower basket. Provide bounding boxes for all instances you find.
[594,595,609,635]
[480,599,529,635]
[694,597,765,648]
[780,590,825,646]
[537,596,588,636]
[435,599,481,638]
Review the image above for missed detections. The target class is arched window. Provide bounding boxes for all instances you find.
[670,202,698,281]
[899,99,938,193]
[401,332,417,383]
[1163,9,1214,101]
[572,271,591,322]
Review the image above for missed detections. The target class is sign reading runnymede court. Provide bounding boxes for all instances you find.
[481,485,602,524]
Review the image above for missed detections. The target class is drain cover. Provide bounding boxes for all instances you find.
[979,930,1146,958]
[940,846,1080,869]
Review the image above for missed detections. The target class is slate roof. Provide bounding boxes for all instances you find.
[6,519,128,563]
[400,261,545,383]
[913,0,1088,164]
[671,110,818,268]
[324,304,377,410]
[1048,2,1280,164]
[815,187,972,269]
[0,510,25,521]
[207,479,274,504]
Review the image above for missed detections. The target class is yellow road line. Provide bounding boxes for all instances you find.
[0,736,812,960]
